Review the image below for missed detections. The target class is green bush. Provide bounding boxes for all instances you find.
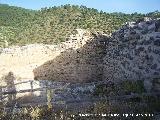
[93,83,117,96]
[121,80,146,94]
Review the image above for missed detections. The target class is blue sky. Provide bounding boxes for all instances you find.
[0,0,160,13]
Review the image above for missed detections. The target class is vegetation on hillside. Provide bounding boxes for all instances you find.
[0,4,160,46]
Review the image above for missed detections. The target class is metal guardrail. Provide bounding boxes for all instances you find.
[1,80,160,110]
[0,80,70,97]
[0,79,112,96]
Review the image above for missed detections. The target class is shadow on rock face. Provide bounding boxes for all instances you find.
[33,34,107,83]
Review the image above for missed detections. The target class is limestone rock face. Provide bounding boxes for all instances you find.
[103,18,160,83]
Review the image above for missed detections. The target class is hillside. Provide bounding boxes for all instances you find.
[0,4,35,27]
[0,4,36,46]
[1,4,160,46]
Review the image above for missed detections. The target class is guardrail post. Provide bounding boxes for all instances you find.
[0,87,2,101]
[47,82,53,109]
[30,81,33,95]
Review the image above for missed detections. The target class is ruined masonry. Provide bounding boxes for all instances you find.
[103,18,160,91]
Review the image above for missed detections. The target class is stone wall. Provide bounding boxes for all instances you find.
[103,18,160,88]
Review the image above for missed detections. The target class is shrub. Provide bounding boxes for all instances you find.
[121,80,146,94]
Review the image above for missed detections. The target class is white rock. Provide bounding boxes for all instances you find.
[128,22,136,28]
[144,17,152,22]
